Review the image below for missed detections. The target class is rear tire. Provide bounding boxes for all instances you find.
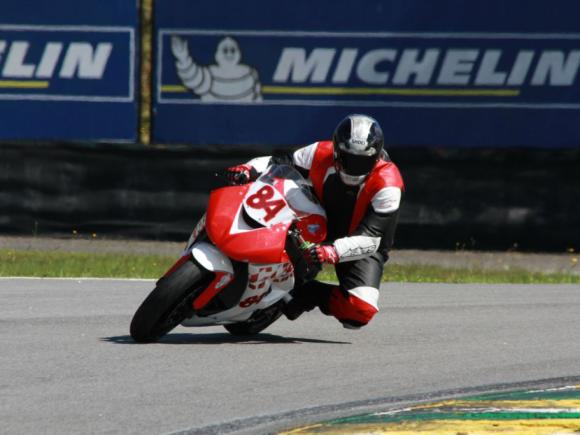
[130,259,211,343]
[224,301,284,336]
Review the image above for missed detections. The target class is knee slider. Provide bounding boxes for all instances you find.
[328,286,379,327]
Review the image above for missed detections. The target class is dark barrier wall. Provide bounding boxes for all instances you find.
[0,1,138,142]
[1,143,578,252]
[154,0,580,147]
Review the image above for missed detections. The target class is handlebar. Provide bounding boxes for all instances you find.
[214,170,250,185]
[287,224,313,251]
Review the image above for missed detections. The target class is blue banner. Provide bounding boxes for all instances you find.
[0,1,138,142]
[153,0,580,148]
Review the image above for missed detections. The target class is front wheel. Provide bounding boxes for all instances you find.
[224,301,285,336]
[130,259,211,343]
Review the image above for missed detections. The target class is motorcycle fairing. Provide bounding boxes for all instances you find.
[206,185,291,264]
[192,270,233,311]
[243,179,295,227]
[191,242,234,274]
[181,262,294,326]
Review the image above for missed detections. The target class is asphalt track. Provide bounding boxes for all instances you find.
[1,279,579,434]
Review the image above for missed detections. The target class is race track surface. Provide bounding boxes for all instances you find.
[1,279,579,434]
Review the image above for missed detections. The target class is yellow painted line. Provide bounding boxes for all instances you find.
[161,84,188,92]
[281,424,323,434]
[0,80,49,89]
[262,86,520,97]
[416,398,580,410]
[282,419,580,434]
[161,84,520,97]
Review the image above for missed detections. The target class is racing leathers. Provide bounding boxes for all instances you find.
[230,140,404,329]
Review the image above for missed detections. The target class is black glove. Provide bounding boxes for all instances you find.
[224,164,258,185]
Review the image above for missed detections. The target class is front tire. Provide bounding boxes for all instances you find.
[130,259,211,343]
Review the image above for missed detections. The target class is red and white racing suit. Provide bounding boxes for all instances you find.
[245,140,404,329]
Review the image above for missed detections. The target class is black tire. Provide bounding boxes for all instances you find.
[224,301,284,336]
[130,259,211,343]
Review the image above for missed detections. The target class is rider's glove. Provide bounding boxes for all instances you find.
[303,243,339,268]
[225,164,258,185]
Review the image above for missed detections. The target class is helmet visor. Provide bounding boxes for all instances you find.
[336,152,377,176]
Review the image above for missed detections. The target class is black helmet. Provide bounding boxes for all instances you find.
[332,114,384,185]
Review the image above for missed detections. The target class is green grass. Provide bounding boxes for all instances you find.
[0,249,172,279]
[1,248,578,283]
[374,263,580,284]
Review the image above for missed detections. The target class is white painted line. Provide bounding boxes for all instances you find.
[528,385,578,393]
[159,29,580,39]
[0,277,154,282]
[0,24,134,32]
[455,407,580,413]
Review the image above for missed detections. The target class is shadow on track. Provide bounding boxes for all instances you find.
[102,332,351,345]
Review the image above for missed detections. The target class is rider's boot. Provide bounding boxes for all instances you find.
[283,280,335,320]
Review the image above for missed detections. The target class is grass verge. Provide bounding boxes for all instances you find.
[1,249,578,283]
[0,249,171,279]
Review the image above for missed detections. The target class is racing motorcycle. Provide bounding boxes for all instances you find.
[130,164,327,343]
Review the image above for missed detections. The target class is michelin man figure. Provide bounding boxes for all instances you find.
[171,35,262,102]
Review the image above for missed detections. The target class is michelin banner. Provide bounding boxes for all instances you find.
[153,0,580,148]
[0,0,138,142]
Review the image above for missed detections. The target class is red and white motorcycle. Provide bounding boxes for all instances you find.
[130,164,327,342]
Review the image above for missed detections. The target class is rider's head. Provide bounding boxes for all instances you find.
[332,114,384,186]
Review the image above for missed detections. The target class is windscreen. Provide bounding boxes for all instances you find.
[258,165,322,217]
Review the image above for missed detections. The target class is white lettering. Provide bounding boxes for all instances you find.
[531,50,580,86]
[392,49,440,85]
[356,49,397,85]
[332,49,358,83]
[2,41,35,78]
[36,42,63,78]
[271,45,580,88]
[475,50,507,85]
[273,48,335,83]
[0,41,5,60]
[437,49,478,85]
[59,42,112,79]
[507,51,534,86]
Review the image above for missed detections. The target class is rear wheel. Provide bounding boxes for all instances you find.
[224,301,285,336]
[130,259,211,343]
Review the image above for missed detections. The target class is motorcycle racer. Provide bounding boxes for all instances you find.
[225,114,404,329]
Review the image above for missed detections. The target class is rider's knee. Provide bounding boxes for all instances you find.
[326,286,379,329]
